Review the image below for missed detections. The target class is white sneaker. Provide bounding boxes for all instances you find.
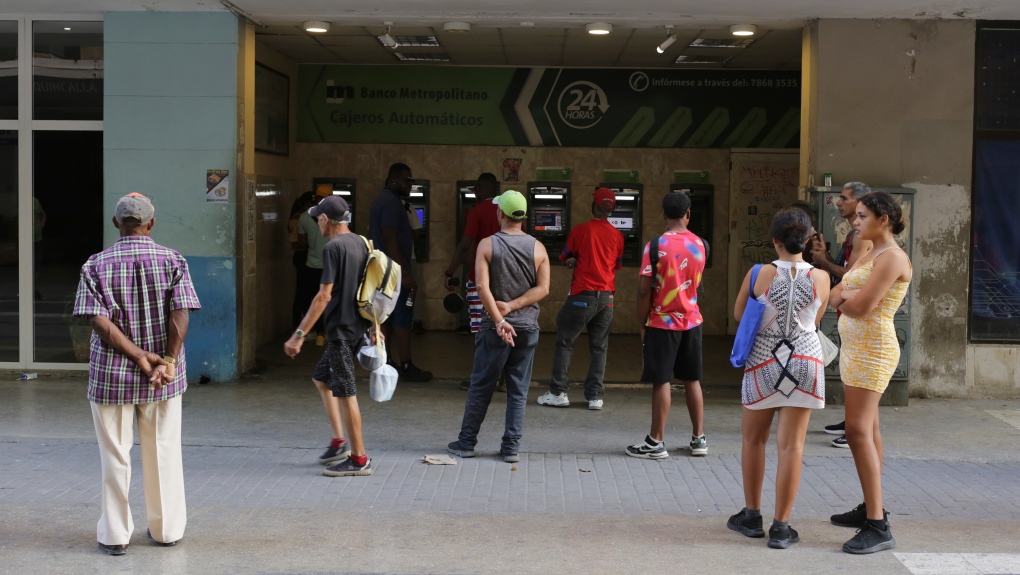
[537,391,569,407]
[588,399,603,410]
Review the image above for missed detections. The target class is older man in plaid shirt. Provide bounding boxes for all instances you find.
[73,193,201,556]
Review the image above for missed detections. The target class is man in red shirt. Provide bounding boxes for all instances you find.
[444,173,503,390]
[537,188,624,410]
[627,191,709,459]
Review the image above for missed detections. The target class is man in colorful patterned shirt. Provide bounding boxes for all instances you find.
[627,191,708,460]
[73,193,201,556]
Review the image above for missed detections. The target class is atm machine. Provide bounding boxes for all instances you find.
[598,183,643,266]
[455,180,478,246]
[670,183,714,267]
[311,177,357,231]
[526,181,571,258]
[408,179,430,263]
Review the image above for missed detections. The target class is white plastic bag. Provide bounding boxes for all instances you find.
[369,364,398,402]
[356,341,387,371]
[817,330,839,366]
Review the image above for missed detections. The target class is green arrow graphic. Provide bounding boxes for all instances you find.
[721,107,767,148]
[758,107,801,148]
[609,106,655,147]
[647,106,693,148]
[684,107,730,147]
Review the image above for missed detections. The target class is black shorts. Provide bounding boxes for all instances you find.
[641,325,703,383]
[313,339,360,397]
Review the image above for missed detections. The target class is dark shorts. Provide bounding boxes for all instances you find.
[641,325,703,383]
[313,339,360,397]
[383,284,413,329]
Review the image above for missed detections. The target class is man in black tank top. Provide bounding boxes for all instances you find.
[447,191,551,463]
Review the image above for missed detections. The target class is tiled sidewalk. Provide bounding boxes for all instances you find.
[3,440,1019,521]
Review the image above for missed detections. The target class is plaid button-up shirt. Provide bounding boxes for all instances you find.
[73,236,202,405]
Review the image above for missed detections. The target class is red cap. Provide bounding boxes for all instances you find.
[593,187,616,210]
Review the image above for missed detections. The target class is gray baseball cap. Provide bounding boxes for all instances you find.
[115,193,155,225]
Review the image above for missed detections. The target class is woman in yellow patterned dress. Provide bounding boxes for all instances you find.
[828,191,912,555]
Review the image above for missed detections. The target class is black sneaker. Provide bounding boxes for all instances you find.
[496,383,507,393]
[727,509,764,538]
[830,502,889,528]
[447,441,476,458]
[400,361,433,382]
[625,437,669,460]
[831,435,849,448]
[459,379,471,391]
[501,452,519,463]
[317,440,351,464]
[842,521,896,554]
[767,523,800,549]
[824,420,846,435]
[323,457,373,477]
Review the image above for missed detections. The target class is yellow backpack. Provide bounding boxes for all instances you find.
[356,236,402,346]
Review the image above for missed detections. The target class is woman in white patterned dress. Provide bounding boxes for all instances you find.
[727,208,830,550]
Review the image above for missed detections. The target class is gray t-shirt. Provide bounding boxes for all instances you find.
[320,233,371,341]
[299,212,328,269]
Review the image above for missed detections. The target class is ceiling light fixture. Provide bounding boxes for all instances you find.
[730,24,757,36]
[443,21,471,33]
[303,20,330,33]
[586,23,612,35]
[380,22,397,48]
[63,27,71,31]
[656,26,676,54]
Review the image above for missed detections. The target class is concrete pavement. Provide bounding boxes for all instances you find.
[2,332,1019,574]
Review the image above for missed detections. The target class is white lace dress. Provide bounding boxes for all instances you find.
[741,261,825,410]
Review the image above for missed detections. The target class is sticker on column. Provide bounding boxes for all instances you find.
[207,169,230,203]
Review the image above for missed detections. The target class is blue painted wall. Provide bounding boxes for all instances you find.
[104,11,240,381]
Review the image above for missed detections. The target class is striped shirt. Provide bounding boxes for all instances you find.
[73,236,202,405]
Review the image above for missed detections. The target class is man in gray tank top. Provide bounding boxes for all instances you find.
[447,190,551,463]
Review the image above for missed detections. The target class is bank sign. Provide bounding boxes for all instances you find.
[297,65,800,148]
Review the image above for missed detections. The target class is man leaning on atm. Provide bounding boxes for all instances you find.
[537,187,624,411]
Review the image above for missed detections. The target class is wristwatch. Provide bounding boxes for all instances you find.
[163,355,178,366]
[294,328,306,339]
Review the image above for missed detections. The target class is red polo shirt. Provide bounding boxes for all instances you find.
[463,199,501,282]
[561,218,624,295]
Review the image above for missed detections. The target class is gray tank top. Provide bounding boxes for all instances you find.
[480,232,540,331]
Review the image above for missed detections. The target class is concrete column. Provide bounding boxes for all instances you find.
[800,19,975,396]
[104,11,250,381]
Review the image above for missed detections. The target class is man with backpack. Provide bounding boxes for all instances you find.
[627,192,709,460]
[285,196,377,477]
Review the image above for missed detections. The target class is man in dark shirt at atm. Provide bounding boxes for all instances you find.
[537,187,624,411]
[368,163,432,382]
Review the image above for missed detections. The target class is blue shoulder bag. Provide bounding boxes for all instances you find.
[730,264,765,368]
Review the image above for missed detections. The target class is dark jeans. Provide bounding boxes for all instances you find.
[550,291,614,399]
[456,327,539,454]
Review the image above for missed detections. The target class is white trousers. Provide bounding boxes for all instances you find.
[90,395,186,545]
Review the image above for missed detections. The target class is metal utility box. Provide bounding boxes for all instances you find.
[810,186,916,405]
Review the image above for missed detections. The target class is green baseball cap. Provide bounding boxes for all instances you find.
[494,190,527,219]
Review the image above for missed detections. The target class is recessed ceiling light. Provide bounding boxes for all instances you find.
[730,24,757,36]
[586,23,612,35]
[63,27,71,31]
[303,21,330,33]
[443,21,471,33]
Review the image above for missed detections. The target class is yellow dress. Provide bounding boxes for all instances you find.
[837,250,910,393]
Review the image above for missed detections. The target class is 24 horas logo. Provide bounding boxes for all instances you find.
[556,81,609,129]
